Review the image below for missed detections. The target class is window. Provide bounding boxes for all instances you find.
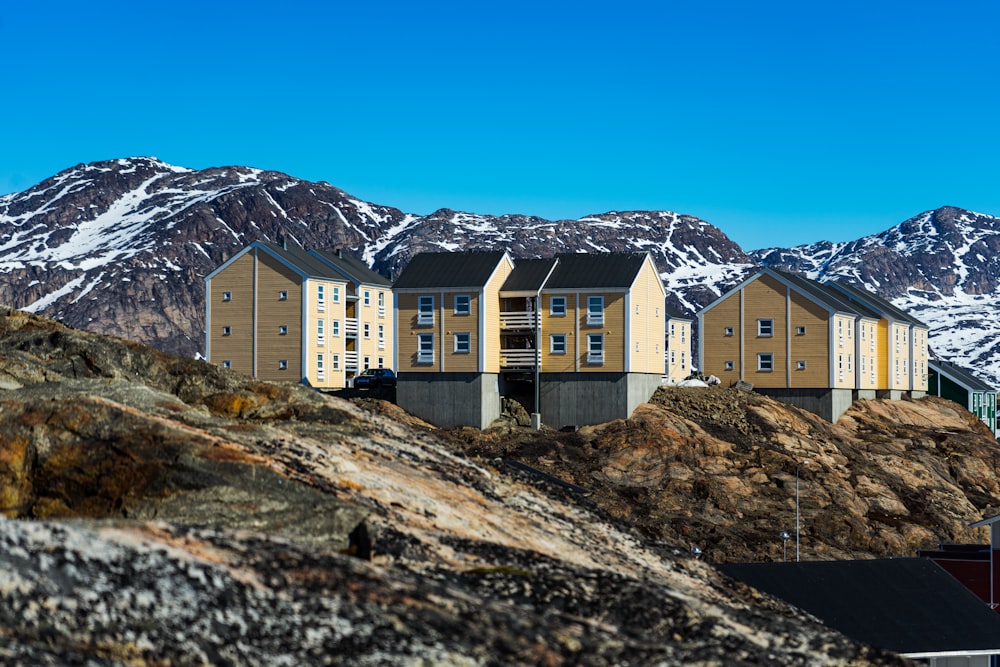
[363,290,371,306]
[364,356,371,370]
[670,323,676,337]
[550,334,567,354]
[378,291,385,317]
[222,291,232,302]
[724,361,735,370]
[418,296,434,326]
[797,360,807,370]
[655,343,660,353]
[317,320,325,344]
[317,354,324,380]
[418,334,434,364]
[332,319,340,337]
[847,355,853,372]
[222,360,231,369]
[279,290,288,301]
[550,296,566,316]
[724,327,734,336]
[332,285,340,303]
[635,304,640,314]
[587,334,604,364]
[635,342,640,352]
[317,285,325,311]
[222,326,231,336]
[278,325,288,335]
[670,351,676,363]
[363,322,371,339]
[377,324,385,348]
[332,354,340,370]
[757,319,773,337]
[655,307,660,316]
[838,354,844,382]
[454,332,471,353]
[587,296,604,326]
[681,326,686,343]
[681,352,686,369]
[757,353,773,371]
[796,326,807,336]
[378,356,384,368]
[279,360,288,370]
[447,294,470,317]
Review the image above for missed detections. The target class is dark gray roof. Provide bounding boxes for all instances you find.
[392,251,507,289]
[500,258,558,293]
[544,252,653,290]
[720,558,1000,656]
[930,359,996,392]
[824,280,928,327]
[259,242,346,280]
[766,269,874,317]
[310,249,391,286]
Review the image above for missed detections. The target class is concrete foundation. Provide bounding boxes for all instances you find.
[853,390,877,401]
[877,390,905,401]
[539,372,662,430]
[756,388,855,422]
[397,372,501,429]
[911,390,927,399]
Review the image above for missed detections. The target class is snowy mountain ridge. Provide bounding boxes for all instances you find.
[1,158,997,386]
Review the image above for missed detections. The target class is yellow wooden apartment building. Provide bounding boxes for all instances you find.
[698,268,928,421]
[393,250,668,428]
[205,241,393,389]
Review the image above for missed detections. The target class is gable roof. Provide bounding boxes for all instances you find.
[663,303,693,321]
[719,558,1000,658]
[930,358,996,393]
[392,251,508,290]
[543,252,652,290]
[699,267,870,319]
[309,249,392,287]
[500,258,558,294]
[824,280,928,328]
[205,241,347,283]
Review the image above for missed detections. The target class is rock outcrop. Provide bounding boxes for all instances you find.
[0,306,914,664]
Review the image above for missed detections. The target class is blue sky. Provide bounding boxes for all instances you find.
[2,1,999,250]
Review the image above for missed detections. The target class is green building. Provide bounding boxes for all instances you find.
[928,358,997,438]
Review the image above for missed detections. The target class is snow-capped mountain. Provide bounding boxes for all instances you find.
[1,158,996,387]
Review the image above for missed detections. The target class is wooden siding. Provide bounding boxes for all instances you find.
[576,292,625,373]
[540,294,578,373]
[443,291,480,372]
[858,320,879,390]
[832,314,855,389]
[483,256,513,372]
[913,328,929,391]
[666,319,692,382]
[208,253,255,375]
[741,275,788,388]
[396,292,434,371]
[255,252,302,381]
[876,320,890,389]
[891,322,910,390]
[304,279,349,389]
[787,291,831,387]
[628,258,666,374]
[700,292,742,386]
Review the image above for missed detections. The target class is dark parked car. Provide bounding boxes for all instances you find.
[354,368,397,389]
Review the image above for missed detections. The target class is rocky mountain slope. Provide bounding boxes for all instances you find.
[0,307,919,665]
[2,158,998,384]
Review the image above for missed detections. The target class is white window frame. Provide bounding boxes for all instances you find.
[550,296,566,317]
[724,360,735,371]
[378,356,384,368]
[363,322,371,339]
[587,333,604,364]
[757,319,773,337]
[332,319,340,337]
[317,319,325,345]
[454,332,471,354]
[364,356,371,370]
[377,324,385,349]
[279,359,288,370]
[222,291,232,302]
[418,296,434,326]
[363,290,371,307]
[550,334,567,354]
[317,285,325,312]
[417,333,434,364]
[222,360,231,369]
[279,325,288,335]
[279,290,288,301]
[757,353,773,372]
[332,354,340,370]
[724,327,734,336]
[454,294,471,316]
[377,291,386,318]
[222,326,231,336]
[797,360,807,370]
[587,296,604,326]
[332,285,340,303]
[316,353,325,381]
[796,326,807,336]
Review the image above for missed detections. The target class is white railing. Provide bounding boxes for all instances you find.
[378,305,386,318]
[344,318,359,336]
[417,352,434,365]
[317,335,325,347]
[587,312,604,326]
[587,352,604,365]
[500,311,537,329]
[500,349,540,369]
[417,313,433,326]
[378,340,385,350]
[344,351,359,369]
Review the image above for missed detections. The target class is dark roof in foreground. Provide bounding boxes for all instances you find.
[500,258,558,293]
[310,249,391,286]
[544,252,653,290]
[719,558,1000,657]
[392,251,507,289]
[930,359,996,392]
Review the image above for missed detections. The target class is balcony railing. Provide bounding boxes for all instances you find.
[417,352,434,365]
[500,348,540,369]
[344,318,359,337]
[344,351,359,370]
[587,352,605,365]
[378,305,386,318]
[500,311,537,329]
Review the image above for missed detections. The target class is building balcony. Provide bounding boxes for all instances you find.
[344,318,359,337]
[500,311,537,330]
[344,351,359,370]
[500,348,540,370]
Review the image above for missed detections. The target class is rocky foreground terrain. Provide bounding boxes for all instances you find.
[3,307,995,664]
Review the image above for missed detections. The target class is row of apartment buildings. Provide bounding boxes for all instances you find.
[205,244,931,427]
